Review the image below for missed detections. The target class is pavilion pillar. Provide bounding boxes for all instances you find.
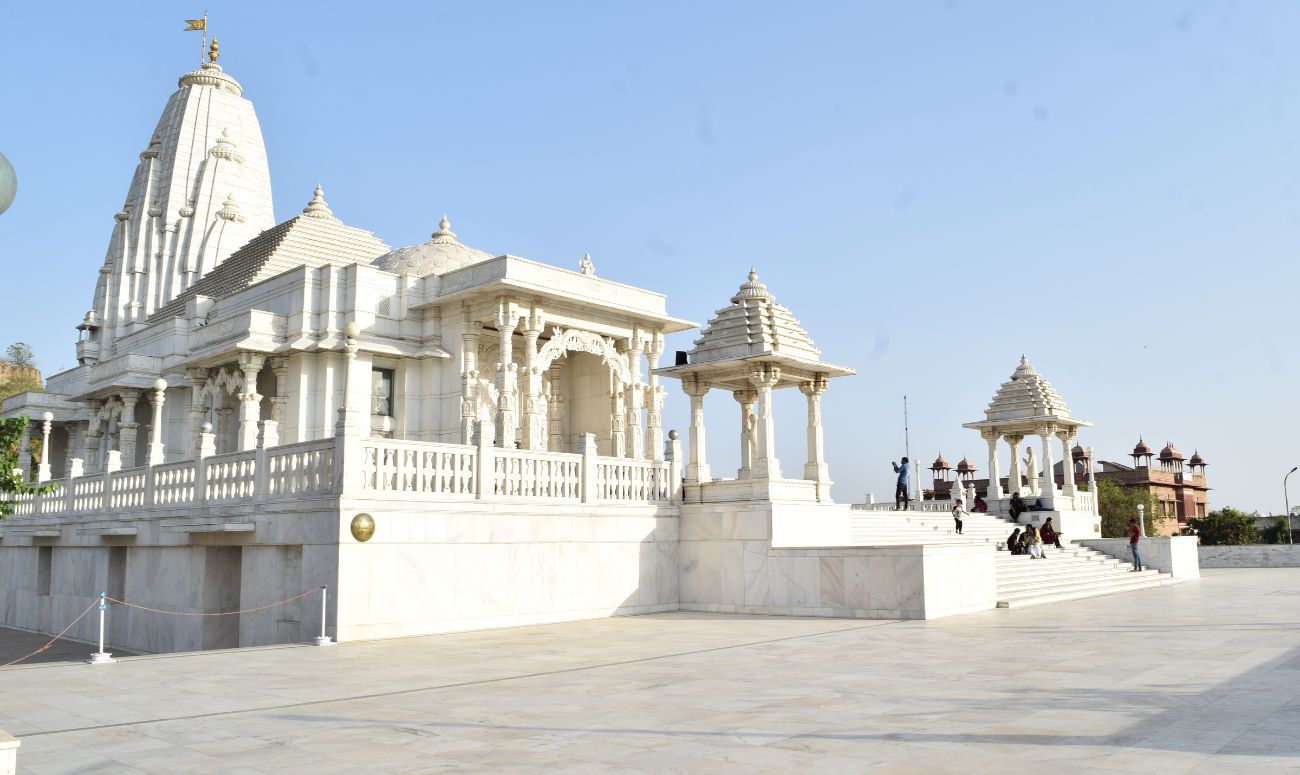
[64,422,84,478]
[645,333,665,461]
[1086,447,1099,514]
[37,413,53,483]
[521,306,547,451]
[982,431,1003,500]
[1058,429,1076,497]
[749,364,782,480]
[733,389,756,480]
[147,379,167,466]
[1039,426,1057,499]
[118,390,141,469]
[682,373,710,484]
[237,353,265,452]
[494,301,520,448]
[800,374,829,484]
[1005,434,1024,497]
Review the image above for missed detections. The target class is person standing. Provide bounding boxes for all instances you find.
[892,457,911,510]
[952,498,966,535]
[1127,517,1143,572]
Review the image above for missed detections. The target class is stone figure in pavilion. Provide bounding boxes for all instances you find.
[1024,447,1040,496]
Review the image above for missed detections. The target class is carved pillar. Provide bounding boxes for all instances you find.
[237,353,265,452]
[547,362,565,452]
[37,413,53,483]
[1005,434,1024,497]
[64,422,84,478]
[624,334,644,460]
[610,384,627,458]
[645,332,665,461]
[1039,426,1057,499]
[521,306,547,450]
[1058,428,1077,496]
[85,399,104,474]
[749,363,782,480]
[216,406,234,455]
[982,430,1003,500]
[16,428,31,482]
[733,389,756,480]
[118,390,141,468]
[460,316,481,445]
[494,300,520,448]
[682,373,710,484]
[800,374,830,483]
[186,367,209,455]
[269,356,290,424]
[148,378,167,466]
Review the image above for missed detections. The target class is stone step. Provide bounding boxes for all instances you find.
[995,561,1129,583]
[997,573,1176,609]
[996,565,1154,594]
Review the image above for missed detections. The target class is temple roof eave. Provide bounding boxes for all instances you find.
[962,416,1093,434]
[655,354,855,391]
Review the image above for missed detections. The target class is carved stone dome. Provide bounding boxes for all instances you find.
[955,456,974,473]
[1159,441,1183,461]
[931,454,950,470]
[1188,450,1206,467]
[1072,443,1087,459]
[1132,438,1153,456]
[371,216,493,277]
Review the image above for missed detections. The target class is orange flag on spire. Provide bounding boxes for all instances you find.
[183,18,206,31]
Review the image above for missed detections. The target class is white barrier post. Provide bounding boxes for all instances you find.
[87,592,115,664]
[313,585,333,646]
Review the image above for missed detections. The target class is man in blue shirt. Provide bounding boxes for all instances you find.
[892,457,910,510]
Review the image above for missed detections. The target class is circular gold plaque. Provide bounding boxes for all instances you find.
[350,513,375,542]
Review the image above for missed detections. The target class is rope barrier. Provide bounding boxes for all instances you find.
[0,600,99,669]
[0,586,332,669]
[106,587,321,617]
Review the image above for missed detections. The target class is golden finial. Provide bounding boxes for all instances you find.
[209,38,219,63]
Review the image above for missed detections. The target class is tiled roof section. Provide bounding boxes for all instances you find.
[688,270,822,365]
[151,208,390,322]
[983,356,1072,422]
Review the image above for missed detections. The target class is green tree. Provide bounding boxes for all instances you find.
[1189,507,1259,545]
[1097,478,1158,537]
[5,342,34,367]
[0,370,42,401]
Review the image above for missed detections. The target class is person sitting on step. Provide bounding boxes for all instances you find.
[1040,517,1064,550]
[1009,492,1027,522]
[1006,527,1024,555]
[1024,525,1046,559]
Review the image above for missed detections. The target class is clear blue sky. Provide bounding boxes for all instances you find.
[1,1,1297,513]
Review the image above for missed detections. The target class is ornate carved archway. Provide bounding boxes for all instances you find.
[536,326,632,385]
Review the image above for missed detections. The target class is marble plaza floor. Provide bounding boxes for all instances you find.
[2,569,1299,774]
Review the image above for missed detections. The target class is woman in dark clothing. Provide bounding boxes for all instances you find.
[1006,528,1023,555]
[1040,517,1064,549]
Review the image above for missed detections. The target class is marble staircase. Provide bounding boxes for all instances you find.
[850,508,1177,608]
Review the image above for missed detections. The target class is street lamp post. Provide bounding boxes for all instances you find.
[1285,467,1298,545]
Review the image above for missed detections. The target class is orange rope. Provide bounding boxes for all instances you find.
[107,587,321,617]
[0,599,99,669]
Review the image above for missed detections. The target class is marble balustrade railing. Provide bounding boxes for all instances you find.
[4,438,338,519]
[358,438,681,505]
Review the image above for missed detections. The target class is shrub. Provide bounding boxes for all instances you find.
[1188,507,1259,546]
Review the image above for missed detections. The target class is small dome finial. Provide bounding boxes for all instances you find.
[748,267,757,282]
[301,184,335,219]
[432,215,457,242]
[209,38,220,63]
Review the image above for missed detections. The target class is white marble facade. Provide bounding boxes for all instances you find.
[0,45,997,655]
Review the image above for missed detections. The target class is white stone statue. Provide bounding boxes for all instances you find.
[1023,447,1040,496]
